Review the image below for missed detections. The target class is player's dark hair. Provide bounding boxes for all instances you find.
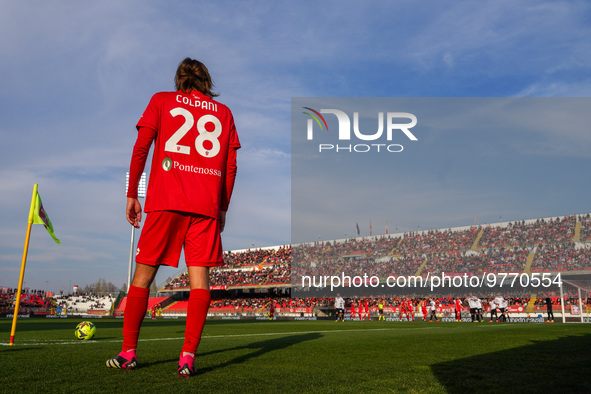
[174,57,219,97]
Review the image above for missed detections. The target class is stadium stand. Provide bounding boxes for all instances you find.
[133,213,590,320]
[3,214,590,320]
[55,294,115,316]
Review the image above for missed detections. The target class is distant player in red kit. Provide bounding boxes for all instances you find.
[106,58,240,378]
[349,301,356,320]
[408,299,415,321]
[357,300,363,321]
[363,299,370,321]
[421,299,428,321]
[400,298,410,321]
[454,298,462,322]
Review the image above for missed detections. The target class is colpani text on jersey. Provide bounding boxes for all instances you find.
[177,95,218,112]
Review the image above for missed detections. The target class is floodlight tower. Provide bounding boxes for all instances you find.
[125,172,147,292]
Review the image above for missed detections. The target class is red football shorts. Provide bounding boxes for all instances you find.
[136,210,223,268]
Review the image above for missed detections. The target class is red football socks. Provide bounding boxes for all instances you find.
[122,285,150,352]
[182,288,211,354]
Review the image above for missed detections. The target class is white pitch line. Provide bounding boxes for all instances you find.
[0,326,437,347]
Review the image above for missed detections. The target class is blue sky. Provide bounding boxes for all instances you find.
[1,1,590,293]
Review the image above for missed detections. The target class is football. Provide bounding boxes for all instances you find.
[74,321,96,340]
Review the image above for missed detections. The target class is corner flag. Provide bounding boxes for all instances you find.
[32,190,60,244]
[9,184,60,345]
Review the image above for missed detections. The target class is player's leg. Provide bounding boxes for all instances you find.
[178,266,211,377]
[179,214,220,377]
[125,263,159,348]
[182,266,210,348]
[106,263,159,370]
[118,208,187,361]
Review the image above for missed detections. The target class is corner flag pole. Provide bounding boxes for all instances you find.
[9,184,38,346]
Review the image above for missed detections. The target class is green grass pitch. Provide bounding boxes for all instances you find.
[2,318,591,393]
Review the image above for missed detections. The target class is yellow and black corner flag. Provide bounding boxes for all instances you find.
[9,184,60,345]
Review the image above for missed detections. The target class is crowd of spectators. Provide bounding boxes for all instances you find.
[51,294,115,314]
[531,242,591,272]
[222,246,291,268]
[207,293,590,312]
[0,288,55,314]
[210,265,290,286]
[1,290,117,316]
[478,216,576,249]
[293,214,591,279]
[160,214,591,293]
[209,296,332,311]
[163,263,291,290]
[579,214,591,242]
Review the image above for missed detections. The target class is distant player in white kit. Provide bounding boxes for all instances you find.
[334,294,345,322]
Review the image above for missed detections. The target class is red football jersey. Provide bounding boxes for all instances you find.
[130,90,240,218]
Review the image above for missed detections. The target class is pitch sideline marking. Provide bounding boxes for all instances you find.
[0,326,439,347]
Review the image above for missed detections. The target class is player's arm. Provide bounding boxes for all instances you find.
[220,113,240,212]
[127,126,157,228]
[221,145,239,211]
[219,145,237,233]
